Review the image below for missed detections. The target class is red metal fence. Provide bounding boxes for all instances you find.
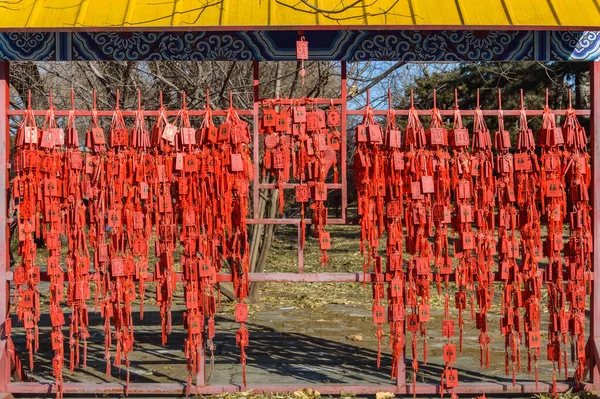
[0,60,599,396]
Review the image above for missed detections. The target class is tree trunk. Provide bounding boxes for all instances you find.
[249,186,279,300]
[248,189,269,275]
[221,62,283,302]
[247,62,282,300]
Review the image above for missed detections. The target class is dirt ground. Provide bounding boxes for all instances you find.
[9,224,592,397]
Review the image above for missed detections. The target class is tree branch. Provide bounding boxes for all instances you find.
[348,60,406,100]
[275,0,405,22]
[88,63,113,96]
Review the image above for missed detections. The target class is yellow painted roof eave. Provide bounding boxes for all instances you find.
[1,0,599,31]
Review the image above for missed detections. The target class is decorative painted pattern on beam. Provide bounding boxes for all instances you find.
[1,0,599,30]
[0,30,598,62]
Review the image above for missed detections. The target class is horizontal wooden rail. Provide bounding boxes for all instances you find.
[346,109,591,116]
[3,271,516,283]
[7,108,591,118]
[6,380,584,395]
[7,110,253,117]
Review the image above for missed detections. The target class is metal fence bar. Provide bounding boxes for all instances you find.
[258,183,343,189]
[340,61,348,224]
[7,110,254,117]
[5,381,587,395]
[252,61,260,219]
[247,218,346,224]
[7,109,590,118]
[6,271,549,284]
[590,61,600,389]
[346,109,591,117]
[0,61,10,393]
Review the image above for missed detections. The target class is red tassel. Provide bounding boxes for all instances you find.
[241,349,247,388]
[480,344,484,368]
[83,339,88,369]
[35,324,39,352]
[564,348,568,379]
[278,181,284,214]
[28,339,34,371]
[376,325,382,368]
[413,371,417,399]
[186,374,192,397]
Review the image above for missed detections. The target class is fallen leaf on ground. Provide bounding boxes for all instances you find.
[293,388,321,399]
[376,392,395,399]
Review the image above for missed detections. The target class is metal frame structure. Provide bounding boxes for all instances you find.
[0,58,598,396]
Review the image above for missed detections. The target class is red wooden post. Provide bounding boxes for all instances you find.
[590,61,600,389]
[297,221,304,273]
[252,61,260,219]
[0,61,10,392]
[340,61,347,223]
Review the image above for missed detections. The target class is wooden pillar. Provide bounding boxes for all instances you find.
[590,61,600,389]
[0,61,11,393]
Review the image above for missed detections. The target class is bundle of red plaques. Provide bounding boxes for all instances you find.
[350,89,591,396]
[7,87,592,398]
[11,89,254,397]
[260,98,341,265]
